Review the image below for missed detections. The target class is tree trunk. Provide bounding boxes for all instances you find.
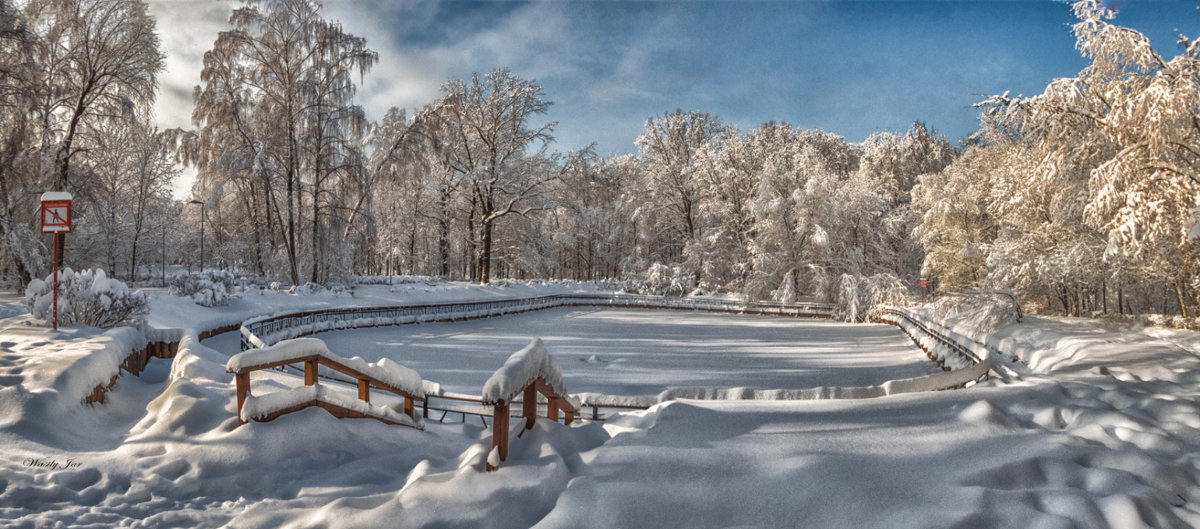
[479,219,493,284]
[1176,281,1189,318]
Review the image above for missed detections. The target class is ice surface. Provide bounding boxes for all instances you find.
[307,307,939,398]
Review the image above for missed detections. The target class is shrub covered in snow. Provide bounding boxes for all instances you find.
[836,273,911,322]
[627,263,694,297]
[920,289,1023,334]
[351,274,437,286]
[169,270,237,307]
[289,282,351,297]
[25,268,148,328]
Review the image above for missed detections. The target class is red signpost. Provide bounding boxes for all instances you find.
[919,278,927,303]
[40,192,72,330]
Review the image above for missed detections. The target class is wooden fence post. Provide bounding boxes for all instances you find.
[489,400,510,471]
[235,372,250,426]
[357,379,370,402]
[523,384,537,430]
[304,358,318,386]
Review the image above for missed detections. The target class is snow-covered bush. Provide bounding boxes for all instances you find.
[289,282,351,297]
[628,263,694,297]
[920,290,1023,334]
[169,270,237,307]
[25,268,148,328]
[836,273,911,322]
[772,271,798,304]
[350,275,435,286]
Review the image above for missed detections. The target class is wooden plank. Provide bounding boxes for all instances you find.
[317,357,423,401]
[230,354,319,374]
[358,379,370,402]
[404,397,414,418]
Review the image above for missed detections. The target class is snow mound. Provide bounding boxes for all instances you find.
[481,338,567,404]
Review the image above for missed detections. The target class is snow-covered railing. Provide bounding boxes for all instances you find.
[225,337,425,429]
[875,306,992,389]
[238,294,835,351]
[481,338,578,471]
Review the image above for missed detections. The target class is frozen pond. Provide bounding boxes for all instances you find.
[302,307,940,397]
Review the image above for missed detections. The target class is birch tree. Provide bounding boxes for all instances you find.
[189,0,374,284]
[0,0,41,283]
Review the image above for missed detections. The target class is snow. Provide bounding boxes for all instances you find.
[39,191,73,201]
[240,384,422,430]
[3,287,1200,527]
[227,337,424,397]
[481,338,568,404]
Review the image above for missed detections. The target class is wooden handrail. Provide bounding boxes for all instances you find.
[486,376,579,472]
[229,347,423,428]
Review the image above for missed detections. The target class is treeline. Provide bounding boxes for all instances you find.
[2,0,1195,319]
[0,0,175,285]
[915,0,1200,317]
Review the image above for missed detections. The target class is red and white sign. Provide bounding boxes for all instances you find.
[919,278,927,288]
[40,192,72,233]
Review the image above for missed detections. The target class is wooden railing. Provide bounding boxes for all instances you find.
[484,376,579,472]
[226,345,424,429]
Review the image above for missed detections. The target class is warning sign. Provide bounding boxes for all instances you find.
[40,192,72,234]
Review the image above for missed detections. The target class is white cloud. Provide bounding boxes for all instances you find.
[146,0,236,199]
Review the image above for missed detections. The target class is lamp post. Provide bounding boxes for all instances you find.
[161,220,167,287]
[188,199,205,273]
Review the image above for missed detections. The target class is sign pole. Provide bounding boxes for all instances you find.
[40,192,72,330]
[52,233,59,330]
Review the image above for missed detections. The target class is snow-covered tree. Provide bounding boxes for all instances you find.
[76,117,177,280]
[436,68,565,284]
[22,0,163,264]
[635,110,731,271]
[186,0,375,284]
[961,0,1200,316]
[0,0,42,285]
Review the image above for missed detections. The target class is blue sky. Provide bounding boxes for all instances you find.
[149,0,1199,192]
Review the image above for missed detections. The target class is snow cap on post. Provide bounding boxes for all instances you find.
[482,338,567,404]
[40,191,73,201]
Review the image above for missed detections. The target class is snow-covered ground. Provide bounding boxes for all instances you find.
[1,285,1199,528]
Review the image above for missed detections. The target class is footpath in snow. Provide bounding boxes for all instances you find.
[0,283,1198,528]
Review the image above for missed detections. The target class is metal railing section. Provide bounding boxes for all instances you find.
[876,306,992,389]
[239,294,835,351]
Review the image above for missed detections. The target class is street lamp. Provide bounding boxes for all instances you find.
[188,199,205,273]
